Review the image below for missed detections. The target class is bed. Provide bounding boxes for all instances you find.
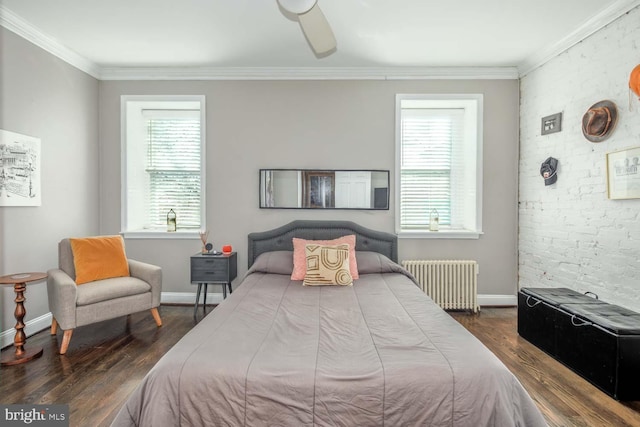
[112,220,546,427]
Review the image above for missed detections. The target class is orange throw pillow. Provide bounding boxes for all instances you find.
[70,235,130,285]
[291,235,359,280]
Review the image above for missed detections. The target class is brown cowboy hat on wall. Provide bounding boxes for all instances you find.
[581,100,618,143]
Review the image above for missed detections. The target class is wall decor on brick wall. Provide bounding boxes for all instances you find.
[630,64,640,100]
[581,100,618,143]
[540,157,558,186]
[606,146,640,199]
[630,64,640,111]
[541,112,562,135]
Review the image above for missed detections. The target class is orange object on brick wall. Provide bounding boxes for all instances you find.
[630,64,640,99]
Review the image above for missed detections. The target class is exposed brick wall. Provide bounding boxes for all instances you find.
[519,6,640,311]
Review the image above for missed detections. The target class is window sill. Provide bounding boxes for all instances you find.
[397,230,483,239]
[122,230,201,239]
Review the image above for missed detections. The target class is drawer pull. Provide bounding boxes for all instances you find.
[570,315,592,327]
[526,296,541,308]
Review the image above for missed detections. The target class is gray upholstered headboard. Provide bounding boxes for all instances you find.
[247,220,398,268]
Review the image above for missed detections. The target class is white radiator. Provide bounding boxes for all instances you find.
[402,260,479,313]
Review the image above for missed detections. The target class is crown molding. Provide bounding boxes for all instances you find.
[3,1,637,82]
[518,0,640,77]
[98,66,519,80]
[0,5,516,81]
[0,5,101,79]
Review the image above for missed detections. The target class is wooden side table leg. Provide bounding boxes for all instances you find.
[13,282,27,356]
[1,282,43,366]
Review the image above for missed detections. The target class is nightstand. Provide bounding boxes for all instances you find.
[190,252,237,316]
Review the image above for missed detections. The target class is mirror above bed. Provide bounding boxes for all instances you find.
[259,169,390,210]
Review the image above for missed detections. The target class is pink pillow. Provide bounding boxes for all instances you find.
[292,235,359,280]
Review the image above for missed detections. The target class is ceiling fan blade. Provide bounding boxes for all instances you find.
[298,3,336,54]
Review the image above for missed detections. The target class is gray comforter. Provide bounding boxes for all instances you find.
[112,251,546,427]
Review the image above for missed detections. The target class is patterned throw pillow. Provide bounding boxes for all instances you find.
[291,235,359,280]
[303,244,353,286]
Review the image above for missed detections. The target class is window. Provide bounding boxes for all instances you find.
[395,94,482,238]
[122,95,205,237]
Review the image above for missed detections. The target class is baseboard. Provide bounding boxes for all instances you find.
[160,291,224,305]
[478,294,517,307]
[1,312,52,350]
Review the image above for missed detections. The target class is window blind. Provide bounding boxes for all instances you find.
[400,108,464,230]
[144,111,201,229]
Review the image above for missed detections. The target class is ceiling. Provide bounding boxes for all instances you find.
[1,0,637,78]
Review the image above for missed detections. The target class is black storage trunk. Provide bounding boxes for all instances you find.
[518,287,640,401]
[517,288,604,357]
[556,303,640,400]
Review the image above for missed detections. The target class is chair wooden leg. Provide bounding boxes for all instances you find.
[151,307,162,327]
[60,330,73,355]
[51,317,58,335]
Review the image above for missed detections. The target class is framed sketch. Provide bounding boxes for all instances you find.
[302,171,335,208]
[606,146,640,200]
[0,129,42,206]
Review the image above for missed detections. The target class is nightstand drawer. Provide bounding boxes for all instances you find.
[192,270,227,283]
[191,262,227,282]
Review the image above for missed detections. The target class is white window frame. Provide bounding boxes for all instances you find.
[121,95,206,239]
[395,94,483,239]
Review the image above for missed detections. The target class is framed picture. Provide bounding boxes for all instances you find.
[302,171,335,208]
[541,112,562,135]
[0,129,42,207]
[606,146,640,199]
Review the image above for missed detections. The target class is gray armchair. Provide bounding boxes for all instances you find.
[47,238,162,354]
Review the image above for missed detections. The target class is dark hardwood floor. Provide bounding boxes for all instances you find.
[0,304,207,426]
[1,306,639,426]
[450,308,640,427]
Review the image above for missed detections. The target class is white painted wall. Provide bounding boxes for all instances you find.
[519,6,640,311]
[0,28,100,338]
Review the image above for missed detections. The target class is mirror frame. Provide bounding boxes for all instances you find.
[259,169,390,210]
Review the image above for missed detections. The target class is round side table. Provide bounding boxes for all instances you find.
[0,272,47,366]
